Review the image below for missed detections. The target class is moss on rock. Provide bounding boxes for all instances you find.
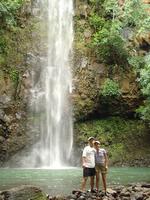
[0,185,47,200]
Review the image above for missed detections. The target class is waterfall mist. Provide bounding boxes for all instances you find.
[21,0,74,168]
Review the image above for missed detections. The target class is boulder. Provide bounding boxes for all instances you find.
[0,185,47,200]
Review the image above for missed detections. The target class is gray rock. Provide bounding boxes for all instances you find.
[84,30,91,38]
[130,191,136,200]
[107,188,117,195]
[66,194,76,199]
[0,94,11,105]
[122,197,130,200]
[0,185,47,200]
[120,188,130,197]
[0,136,5,143]
[25,53,37,66]
[3,114,12,124]
[0,196,4,200]
[103,197,109,200]
[134,186,142,192]
[78,195,86,200]
[134,192,143,200]
[145,198,150,200]
[0,110,4,120]
[80,57,88,69]
[15,113,22,120]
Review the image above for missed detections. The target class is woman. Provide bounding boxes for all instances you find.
[94,140,108,194]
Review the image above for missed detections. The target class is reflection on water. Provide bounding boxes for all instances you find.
[0,167,150,195]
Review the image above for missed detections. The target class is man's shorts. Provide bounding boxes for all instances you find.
[83,167,96,177]
[95,164,107,174]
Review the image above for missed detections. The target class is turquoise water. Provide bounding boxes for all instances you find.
[0,167,150,195]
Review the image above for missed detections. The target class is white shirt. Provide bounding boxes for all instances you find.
[82,145,95,168]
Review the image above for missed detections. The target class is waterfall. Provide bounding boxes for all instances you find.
[22,0,74,168]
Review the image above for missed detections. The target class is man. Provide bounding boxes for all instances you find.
[94,140,108,194]
[81,136,96,192]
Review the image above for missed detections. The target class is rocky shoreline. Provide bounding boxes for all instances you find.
[65,184,150,200]
[0,183,150,200]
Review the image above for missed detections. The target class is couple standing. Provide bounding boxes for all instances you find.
[81,136,108,194]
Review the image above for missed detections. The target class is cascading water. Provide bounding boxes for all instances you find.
[22,0,74,168]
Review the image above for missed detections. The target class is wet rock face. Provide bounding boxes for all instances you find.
[72,56,100,120]
[0,0,149,163]
[135,33,150,52]
[72,53,141,120]
[72,0,143,121]
[0,68,30,165]
[74,0,90,18]
[0,0,46,165]
[0,102,27,165]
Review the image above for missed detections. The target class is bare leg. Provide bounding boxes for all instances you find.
[81,177,88,192]
[90,176,94,191]
[101,173,107,193]
[96,171,99,191]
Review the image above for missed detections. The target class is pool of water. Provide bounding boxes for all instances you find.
[0,167,150,195]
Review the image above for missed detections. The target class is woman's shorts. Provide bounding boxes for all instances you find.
[83,167,96,177]
[95,164,107,174]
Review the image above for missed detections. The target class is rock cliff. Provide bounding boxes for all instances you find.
[0,0,150,165]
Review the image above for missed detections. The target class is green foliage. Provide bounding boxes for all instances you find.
[128,56,145,70]
[89,14,105,31]
[92,21,129,66]
[128,57,150,123]
[75,117,150,165]
[89,0,102,3]
[89,0,150,68]
[89,0,105,8]
[0,35,7,54]
[75,117,145,142]
[136,102,150,121]
[122,0,150,32]
[0,0,30,73]
[87,0,150,123]
[101,78,121,97]
[9,69,19,85]
[0,0,24,27]
[103,0,121,19]
[136,62,150,121]
[89,1,129,66]
[103,0,150,32]
[139,65,150,96]
[75,117,148,163]
[110,143,125,162]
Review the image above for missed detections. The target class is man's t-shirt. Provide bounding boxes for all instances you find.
[95,148,106,164]
[82,145,95,168]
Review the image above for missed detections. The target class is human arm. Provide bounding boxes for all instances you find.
[82,156,87,168]
[82,147,87,167]
[104,151,108,169]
